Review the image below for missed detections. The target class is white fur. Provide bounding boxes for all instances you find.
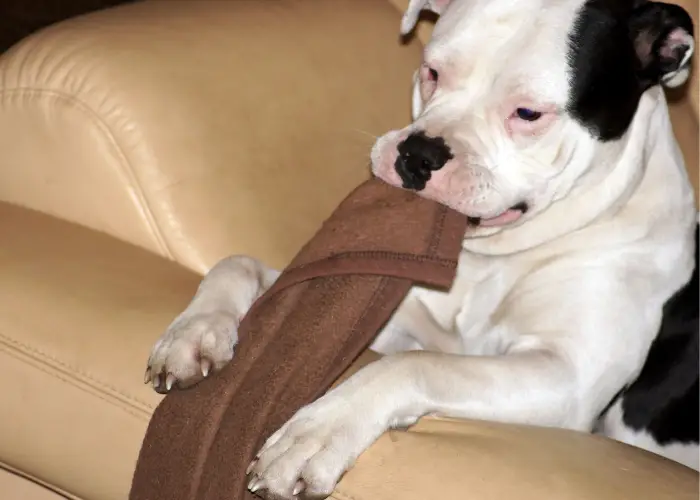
[147,0,698,497]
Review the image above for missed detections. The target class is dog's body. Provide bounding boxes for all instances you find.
[146,0,698,497]
[598,223,699,469]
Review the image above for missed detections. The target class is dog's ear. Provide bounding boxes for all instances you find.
[400,0,452,35]
[628,1,695,89]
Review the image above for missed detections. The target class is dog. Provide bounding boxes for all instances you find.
[145,0,698,497]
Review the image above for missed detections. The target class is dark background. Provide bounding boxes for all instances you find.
[0,0,137,53]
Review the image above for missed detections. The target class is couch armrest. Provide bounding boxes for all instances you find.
[335,416,698,500]
[0,0,423,273]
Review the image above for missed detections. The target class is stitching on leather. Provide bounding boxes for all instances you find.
[331,488,359,500]
[0,87,174,260]
[0,462,76,500]
[0,342,151,422]
[0,330,155,413]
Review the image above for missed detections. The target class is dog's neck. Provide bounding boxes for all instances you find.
[462,87,691,256]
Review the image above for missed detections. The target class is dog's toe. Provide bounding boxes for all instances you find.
[145,311,238,392]
[248,402,376,499]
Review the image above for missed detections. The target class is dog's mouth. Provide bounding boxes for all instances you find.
[467,202,529,227]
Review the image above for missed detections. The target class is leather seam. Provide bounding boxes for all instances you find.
[331,490,358,500]
[0,330,155,414]
[0,343,151,422]
[0,462,77,500]
[0,87,174,260]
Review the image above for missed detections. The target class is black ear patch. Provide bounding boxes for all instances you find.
[629,2,695,89]
[567,0,695,142]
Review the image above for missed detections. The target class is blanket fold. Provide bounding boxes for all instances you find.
[129,178,467,500]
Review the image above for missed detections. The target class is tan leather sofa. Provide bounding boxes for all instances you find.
[0,1,697,499]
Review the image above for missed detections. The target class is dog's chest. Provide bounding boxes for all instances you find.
[410,251,526,355]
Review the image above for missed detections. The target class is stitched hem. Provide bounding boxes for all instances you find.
[289,249,457,269]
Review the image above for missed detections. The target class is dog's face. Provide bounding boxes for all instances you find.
[371,0,694,234]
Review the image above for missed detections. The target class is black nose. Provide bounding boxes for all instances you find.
[394,131,453,191]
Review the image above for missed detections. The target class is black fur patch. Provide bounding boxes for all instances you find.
[619,223,699,445]
[566,0,694,141]
[567,0,643,141]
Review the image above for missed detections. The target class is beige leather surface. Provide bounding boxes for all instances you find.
[0,0,423,274]
[0,201,192,499]
[336,417,699,500]
[0,467,67,500]
[331,352,700,500]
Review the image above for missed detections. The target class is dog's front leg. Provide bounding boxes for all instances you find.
[145,255,280,393]
[247,348,575,499]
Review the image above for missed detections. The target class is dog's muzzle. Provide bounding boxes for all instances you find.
[395,131,453,191]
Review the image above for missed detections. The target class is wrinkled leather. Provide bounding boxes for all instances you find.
[0,0,423,274]
[0,1,697,500]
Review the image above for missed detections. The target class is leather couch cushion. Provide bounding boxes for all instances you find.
[0,0,424,274]
[0,201,193,499]
[336,417,698,500]
[0,467,64,500]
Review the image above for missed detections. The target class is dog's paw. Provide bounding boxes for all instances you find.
[247,398,385,499]
[145,311,238,393]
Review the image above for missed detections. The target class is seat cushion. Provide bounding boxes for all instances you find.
[0,467,66,500]
[0,201,198,499]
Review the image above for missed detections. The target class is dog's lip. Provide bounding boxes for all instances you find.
[468,202,529,227]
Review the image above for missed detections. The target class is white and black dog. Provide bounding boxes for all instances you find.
[145,0,698,497]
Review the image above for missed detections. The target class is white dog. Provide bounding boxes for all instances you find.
[146,0,698,497]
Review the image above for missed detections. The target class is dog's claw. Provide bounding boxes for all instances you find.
[293,480,305,496]
[248,476,263,493]
[165,373,176,391]
[144,367,151,384]
[152,374,161,389]
[246,459,257,475]
[201,359,211,378]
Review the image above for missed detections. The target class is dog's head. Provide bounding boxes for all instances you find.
[371,0,694,238]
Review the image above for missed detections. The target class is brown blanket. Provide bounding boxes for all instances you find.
[129,178,467,500]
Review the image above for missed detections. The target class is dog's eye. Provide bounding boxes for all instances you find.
[428,67,439,81]
[515,108,542,121]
